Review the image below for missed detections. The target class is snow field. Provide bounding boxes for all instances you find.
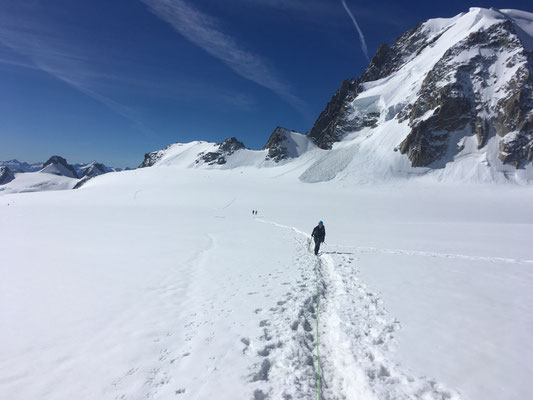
[1,166,533,399]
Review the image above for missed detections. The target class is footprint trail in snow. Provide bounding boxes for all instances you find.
[252,219,462,400]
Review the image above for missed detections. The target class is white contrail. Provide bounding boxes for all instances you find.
[340,0,369,61]
[141,0,309,117]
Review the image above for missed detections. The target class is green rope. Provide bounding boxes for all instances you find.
[315,259,321,400]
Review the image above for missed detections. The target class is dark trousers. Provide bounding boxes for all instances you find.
[314,239,321,255]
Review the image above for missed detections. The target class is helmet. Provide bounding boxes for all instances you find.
[318,221,323,226]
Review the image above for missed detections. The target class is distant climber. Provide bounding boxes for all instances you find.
[311,221,326,255]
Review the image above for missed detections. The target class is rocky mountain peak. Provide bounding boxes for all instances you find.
[196,137,245,165]
[263,127,295,162]
[42,156,79,179]
[0,166,15,185]
[307,8,533,172]
[399,17,533,167]
[79,162,107,178]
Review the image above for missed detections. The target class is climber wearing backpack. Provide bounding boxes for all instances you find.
[311,221,326,256]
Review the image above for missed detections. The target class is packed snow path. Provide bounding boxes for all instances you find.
[252,219,461,400]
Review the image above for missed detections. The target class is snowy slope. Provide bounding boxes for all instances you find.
[143,138,323,171]
[0,171,78,194]
[1,162,532,400]
[39,162,78,178]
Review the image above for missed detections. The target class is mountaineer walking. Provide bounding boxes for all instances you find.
[311,221,326,256]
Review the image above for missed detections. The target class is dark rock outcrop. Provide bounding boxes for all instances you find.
[73,176,90,189]
[499,132,533,167]
[73,163,108,189]
[0,166,15,185]
[73,162,121,176]
[307,78,358,149]
[139,144,173,168]
[263,127,295,162]
[79,163,106,178]
[399,20,533,167]
[196,138,245,165]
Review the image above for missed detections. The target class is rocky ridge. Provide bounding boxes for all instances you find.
[0,166,15,185]
[73,163,108,189]
[263,127,299,162]
[308,8,533,169]
[398,18,533,167]
[42,156,79,179]
[195,137,245,165]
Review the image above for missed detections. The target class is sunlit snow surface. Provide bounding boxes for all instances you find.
[1,162,532,400]
[0,172,77,194]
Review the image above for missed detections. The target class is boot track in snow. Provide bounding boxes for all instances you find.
[252,219,462,400]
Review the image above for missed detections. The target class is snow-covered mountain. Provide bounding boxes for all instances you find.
[75,162,107,178]
[307,7,533,183]
[0,159,43,173]
[0,155,80,194]
[73,162,124,177]
[263,127,317,162]
[137,131,320,172]
[39,156,79,179]
[0,157,129,194]
[1,159,124,177]
[138,8,533,184]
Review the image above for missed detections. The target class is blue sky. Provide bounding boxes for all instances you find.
[0,0,531,167]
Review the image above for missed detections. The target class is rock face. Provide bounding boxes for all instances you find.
[196,138,245,165]
[79,163,107,178]
[41,156,79,178]
[399,19,533,167]
[73,162,122,176]
[139,145,172,168]
[73,177,90,189]
[73,162,108,189]
[0,166,15,185]
[307,22,444,150]
[307,79,358,149]
[308,8,533,169]
[263,127,296,162]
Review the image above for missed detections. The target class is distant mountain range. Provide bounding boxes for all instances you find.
[0,157,131,193]
[0,160,44,173]
[0,159,128,177]
[2,7,533,190]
